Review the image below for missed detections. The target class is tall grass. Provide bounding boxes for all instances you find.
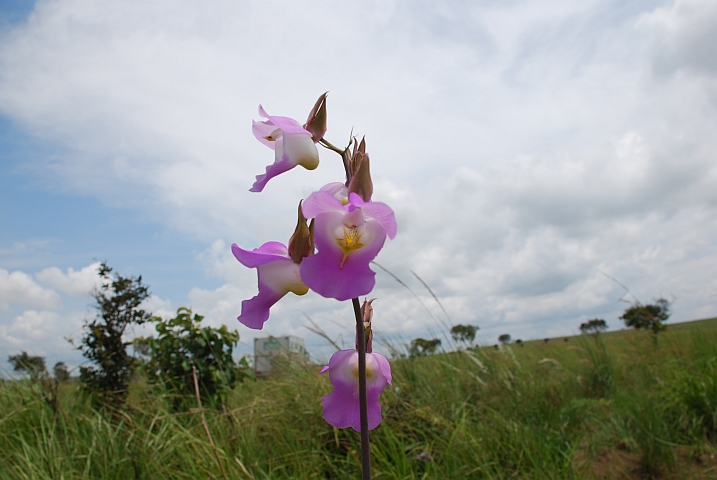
[2,320,717,479]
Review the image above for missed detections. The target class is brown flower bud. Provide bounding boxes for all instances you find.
[362,298,375,353]
[303,92,328,142]
[288,201,315,264]
[347,137,373,202]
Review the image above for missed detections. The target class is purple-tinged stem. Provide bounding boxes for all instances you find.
[352,297,371,480]
[324,135,370,478]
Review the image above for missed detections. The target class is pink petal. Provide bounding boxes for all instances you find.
[237,284,284,330]
[232,243,308,329]
[361,201,397,239]
[300,212,386,300]
[321,349,388,431]
[327,348,357,372]
[320,182,349,203]
[259,261,308,297]
[249,161,294,192]
[257,105,310,136]
[231,242,290,268]
[348,192,365,207]
[252,120,280,149]
[322,382,361,430]
[250,105,319,192]
[372,352,393,386]
[302,190,344,219]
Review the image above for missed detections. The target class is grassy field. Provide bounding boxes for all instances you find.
[2,319,717,479]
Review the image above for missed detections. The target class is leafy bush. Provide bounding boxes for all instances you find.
[137,307,249,407]
[79,263,151,407]
[498,333,511,344]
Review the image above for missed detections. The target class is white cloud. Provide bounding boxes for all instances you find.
[35,262,102,296]
[0,309,85,365]
[140,294,174,321]
[1,309,60,343]
[1,0,717,358]
[0,268,61,311]
[639,0,717,76]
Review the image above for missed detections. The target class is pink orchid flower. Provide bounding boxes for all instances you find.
[320,349,392,431]
[231,242,309,329]
[299,185,397,301]
[250,105,320,192]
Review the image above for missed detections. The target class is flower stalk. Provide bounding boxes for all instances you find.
[352,297,371,480]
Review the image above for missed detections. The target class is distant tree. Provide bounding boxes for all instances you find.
[620,298,671,341]
[498,334,511,345]
[450,324,479,347]
[53,362,70,382]
[580,318,608,336]
[515,339,523,347]
[8,352,66,414]
[409,338,441,357]
[136,307,249,408]
[8,351,46,380]
[79,263,151,407]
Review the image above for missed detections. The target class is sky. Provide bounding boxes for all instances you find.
[1,0,716,373]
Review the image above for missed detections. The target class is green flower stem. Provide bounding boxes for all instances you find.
[318,138,345,155]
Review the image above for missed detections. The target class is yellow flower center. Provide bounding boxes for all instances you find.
[336,225,364,267]
[351,359,376,380]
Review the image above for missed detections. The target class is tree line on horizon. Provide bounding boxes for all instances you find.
[6,262,674,399]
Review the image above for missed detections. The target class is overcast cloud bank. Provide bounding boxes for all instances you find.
[1,0,716,367]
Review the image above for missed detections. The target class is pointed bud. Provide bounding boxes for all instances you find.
[348,153,373,202]
[346,137,373,202]
[304,92,328,142]
[347,137,365,176]
[288,201,315,264]
[357,136,366,155]
[362,298,375,353]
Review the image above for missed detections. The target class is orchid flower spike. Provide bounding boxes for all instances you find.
[300,184,396,301]
[320,299,392,431]
[250,103,321,192]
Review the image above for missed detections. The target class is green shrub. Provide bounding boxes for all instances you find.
[137,307,249,408]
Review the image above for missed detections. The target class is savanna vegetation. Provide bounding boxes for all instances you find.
[2,317,717,479]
